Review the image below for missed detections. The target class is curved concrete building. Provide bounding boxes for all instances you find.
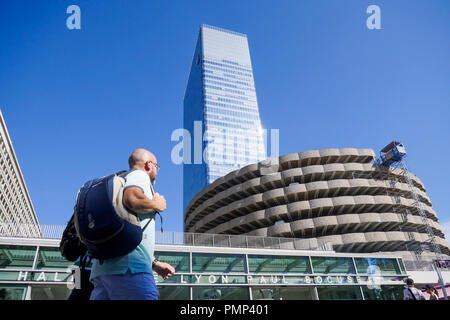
[184,148,450,257]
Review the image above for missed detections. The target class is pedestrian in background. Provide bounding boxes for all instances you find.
[403,278,425,300]
[425,285,439,300]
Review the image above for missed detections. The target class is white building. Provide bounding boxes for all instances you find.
[0,109,40,238]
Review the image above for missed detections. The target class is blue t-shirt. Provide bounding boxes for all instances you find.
[90,169,156,281]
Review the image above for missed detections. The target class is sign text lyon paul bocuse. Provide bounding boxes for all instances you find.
[158,274,382,285]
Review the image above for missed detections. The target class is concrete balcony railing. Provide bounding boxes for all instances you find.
[0,223,334,252]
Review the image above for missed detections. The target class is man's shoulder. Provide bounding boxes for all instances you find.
[124,169,150,186]
[403,287,414,295]
[125,169,148,179]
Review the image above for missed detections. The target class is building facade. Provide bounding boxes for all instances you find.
[183,24,266,213]
[0,110,40,238]
[184,148,450,264]
[0,231,415,300]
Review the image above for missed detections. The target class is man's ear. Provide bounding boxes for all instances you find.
[145,161,152,173]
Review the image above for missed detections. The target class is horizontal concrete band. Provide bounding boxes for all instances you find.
[186,194,438,232]
[242,230,450,254]
[185,177,431,227]
[206,211,444,238]
[186,160,426,221]
[279,148,375,168]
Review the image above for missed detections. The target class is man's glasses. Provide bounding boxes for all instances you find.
[148,160,160,171]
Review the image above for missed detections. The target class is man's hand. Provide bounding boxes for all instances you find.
[152,193,166,212]
[153,261,175,280]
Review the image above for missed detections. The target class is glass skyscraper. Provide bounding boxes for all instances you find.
[183,24,266,215]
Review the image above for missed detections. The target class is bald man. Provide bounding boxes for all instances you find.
[89,148,174,300]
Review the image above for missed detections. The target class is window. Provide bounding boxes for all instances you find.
[192,253,246,273]
[0,285,27,300]
[35,247,73,269]
[317,286,363,300]
[154,251,190,273]
[0,245,36,269]
[154,251,190,284]
[30,286,71,300]
[157,286,190,300]
[397,259,407,274]
[361,285,404,300]
[311,257,356,274]
[354,258,401,275]
[248,255,311,274]
[192,286,249,300]
[252,287,315,300]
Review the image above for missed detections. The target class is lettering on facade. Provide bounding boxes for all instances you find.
[18,271,28,281]
[14,271,72,283]
[153,274,369,285]
[9,271,394,287]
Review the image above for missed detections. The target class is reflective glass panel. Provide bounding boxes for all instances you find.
[192,253,245,273]
[157,286,190,300]
[0,271,23,281]
[354,258,401,275]
[0,245,36,269]
[0,285,27,300]
[247,255,311,274]
[317,286,363,300]
[35,247,73,269]
[311,257,355,274]
[252,287,315,300]
[397,259,407,273]
[361,285,404,300]
[192,286,249,300]
[30,286,71,300]
[154,251,190,273]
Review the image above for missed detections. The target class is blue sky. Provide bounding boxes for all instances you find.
[0,0,449,239]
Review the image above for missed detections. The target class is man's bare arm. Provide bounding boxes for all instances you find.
[123,187,166,213]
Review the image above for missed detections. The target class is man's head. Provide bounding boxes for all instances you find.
[406,278,414,287]
[128,148,158,184]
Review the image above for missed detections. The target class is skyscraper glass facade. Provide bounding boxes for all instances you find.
[183,24,266,215]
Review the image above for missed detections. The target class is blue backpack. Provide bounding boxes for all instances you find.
[73,171,152,261]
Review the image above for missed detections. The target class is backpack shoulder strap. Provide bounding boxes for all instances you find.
[115,170,128,176]
[408,288,417,300]
[111,171,141,227]
[149,182,155,197]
